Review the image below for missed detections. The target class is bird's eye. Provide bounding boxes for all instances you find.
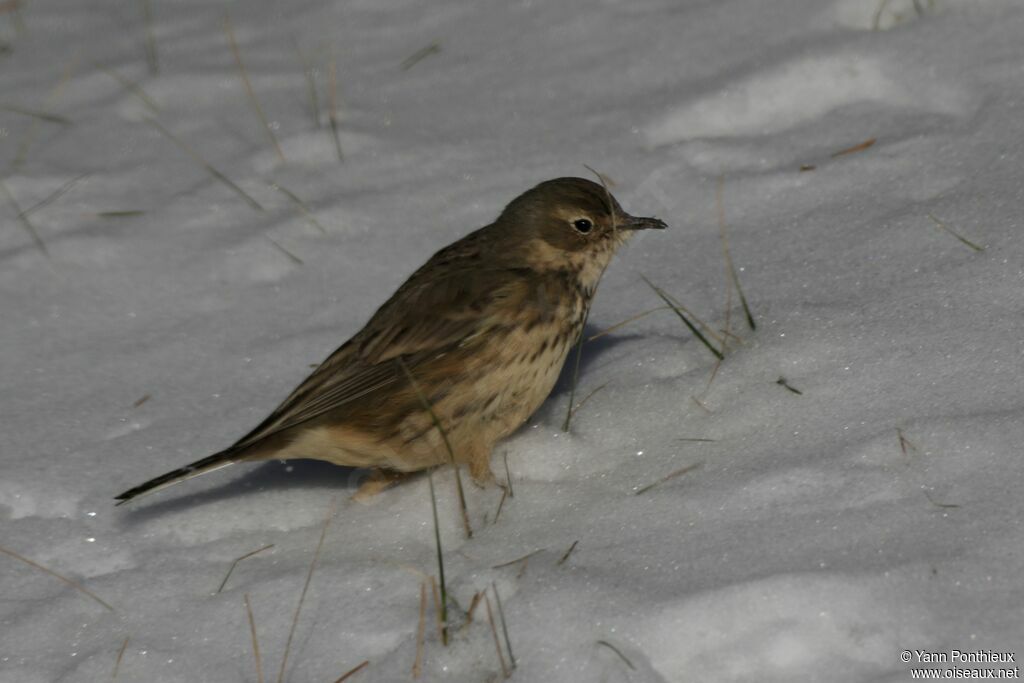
[572,218,593,234]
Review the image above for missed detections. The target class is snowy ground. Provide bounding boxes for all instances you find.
[2,0,1023,681]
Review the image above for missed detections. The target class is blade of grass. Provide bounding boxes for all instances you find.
[145,117,264,211]
[112,635,130,680]
[292,39,321,127]
[716,176,756,331]
[556,540,578,566]
[272,183,327,233]
[568,382,608,421]
[397,358,471,539]
[491,582,515,671]
[22,172,89,218]
[831,137,876,158]
[400,42,440,70]
[596,640,636,670]
[244,593,264,683]
[492,487,508,525]
[276,497,337,683]
[426,471,449,645]
[224,15,285,163]
[265,236,303,265]
[491,548,544,569]
[97,65,159,113]
[0,179,47,256]
[412,580,427,678]
[333,660,369,682]
[216,543,274,593]
[327,56,343,161]
[0,104,72,124]
[98,210,145,218]
[587,306,671,342]
[483,592,511,679]
[139,0,158,75]
[0,543,114,611]
[634,462,703,496]
[927,213,984,252]
[14,57,78,167]
[640,275,723,360]
[502,451,513,497]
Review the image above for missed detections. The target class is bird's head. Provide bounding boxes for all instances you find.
[495,177,667,274]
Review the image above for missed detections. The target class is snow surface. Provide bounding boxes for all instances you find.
[2,0,1024,681]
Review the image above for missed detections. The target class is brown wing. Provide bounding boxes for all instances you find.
[227,232,529,452]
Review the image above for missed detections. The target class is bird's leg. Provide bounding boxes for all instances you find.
[352,468,411,502]
[467,446,496,488]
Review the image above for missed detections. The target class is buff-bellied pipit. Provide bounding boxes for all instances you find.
[115,177,666,504]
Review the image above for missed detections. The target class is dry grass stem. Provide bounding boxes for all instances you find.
[98,210,145,218]
[831,137,876,157]
[333,660,369,682]
[716,176,756,331]
[400,42,440,70]
[112,636,130,680]
[641,275,723,360]
[587,306,671,342]
[397,358,472,538]
[492,487,508,525]
[0,104,71,124]
[691,396,712,414]
[23,172,89,217]
[556,540,579,566]
[464,590,483,626]
[776,377,803,395]
[272,183,327,233]
[224,16,285,163]
[426,473,449,645]
[14,58,77,166]
[491,583,515,670]
[139,0,158,74]
[216,543,274,593]
[98,65,159,113]
[145,117,264,211]
[244,593,264,683]
[502,451,513,497]
[328,57,343,161]
[292,39,321,126]
[483,592,511,679]
[0,543,114,611]
[923,489,960,509]
[491,548,544,569]
[927,213,984,252]
[596,640,636,670]
[276,497,337,683]
[265,236,304,265]
[413,580,427,678]
[561,305,592,431]
[429,575,445,642]
[634,462,704,496]
[132,394,151,408]
[1,180,48,256]
[569,382,609,420]
[897,428,919,457]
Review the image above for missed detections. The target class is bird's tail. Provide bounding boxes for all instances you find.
[114,449,240,505]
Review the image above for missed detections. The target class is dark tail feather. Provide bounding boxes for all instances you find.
[114,449,240,505]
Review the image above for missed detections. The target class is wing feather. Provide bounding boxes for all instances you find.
[227,245,528,453]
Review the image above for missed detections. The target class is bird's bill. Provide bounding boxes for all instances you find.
[619,214,668,231]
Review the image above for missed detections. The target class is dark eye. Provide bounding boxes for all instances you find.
[572,218,593,234]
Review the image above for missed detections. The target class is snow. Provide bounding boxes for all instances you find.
[2,0,1023,681]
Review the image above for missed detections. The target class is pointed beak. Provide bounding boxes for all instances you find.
[619,214,668,231]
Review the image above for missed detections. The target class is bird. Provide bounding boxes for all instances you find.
[115,177,666,505]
